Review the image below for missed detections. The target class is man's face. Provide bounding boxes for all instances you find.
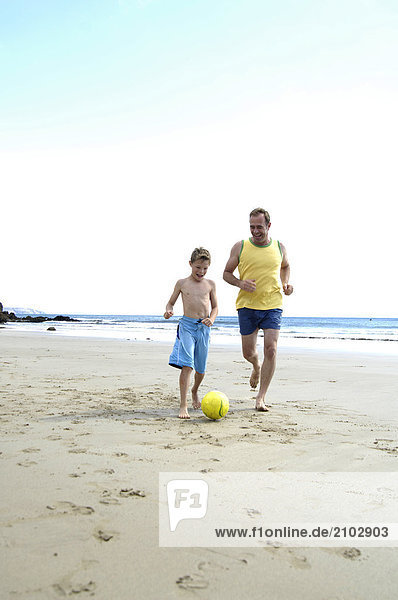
[250,214,270,244]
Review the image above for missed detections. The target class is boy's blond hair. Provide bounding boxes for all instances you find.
[190,247,211,263]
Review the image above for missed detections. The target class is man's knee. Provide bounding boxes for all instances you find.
[242,346,257,362]
[264,343,277,361]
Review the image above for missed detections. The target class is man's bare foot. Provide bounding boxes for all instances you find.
[192,389,201,410]
[179,407,190,419]
[255,398,269,412]
[250,365,260,389]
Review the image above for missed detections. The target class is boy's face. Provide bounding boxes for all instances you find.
[190,259,210,281]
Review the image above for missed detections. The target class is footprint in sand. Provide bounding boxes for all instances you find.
[46,501,94,515]
[265,547,311,570]
[176,574,209,590]
[95,468,115,475]
[197,559,232,575]
[119,488,146,498]
[94,529,117,542]
[52,580,96,596]
[342,548,362,560]
[245,508,261,518]
[17,459,38,467]
[373,439,398,455]
[99,490,121,505]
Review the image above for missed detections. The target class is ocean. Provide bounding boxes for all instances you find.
[4,314,398,356]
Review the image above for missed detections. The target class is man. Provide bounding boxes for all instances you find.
[223,208,293,411]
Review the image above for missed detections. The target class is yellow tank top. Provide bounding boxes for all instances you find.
[236,238,283,310]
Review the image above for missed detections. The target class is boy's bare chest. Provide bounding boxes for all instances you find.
[181,281,210,302]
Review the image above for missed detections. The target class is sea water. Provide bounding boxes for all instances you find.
[4,314,398,355]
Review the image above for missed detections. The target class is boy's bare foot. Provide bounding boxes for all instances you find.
[192,390,201,410]
[250,366,260,389]
[179,407,190,419]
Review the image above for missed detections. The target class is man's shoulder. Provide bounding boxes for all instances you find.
[277,240,286,254]
[231,240,245,253]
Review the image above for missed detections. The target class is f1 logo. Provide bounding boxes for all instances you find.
[167,480,209,531]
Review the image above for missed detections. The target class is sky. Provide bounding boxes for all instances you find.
[1,0,398,317]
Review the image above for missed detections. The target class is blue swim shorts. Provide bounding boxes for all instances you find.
[238,307,283,336]
[169,316,211,374]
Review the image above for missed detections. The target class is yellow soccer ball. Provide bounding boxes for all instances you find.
[201,391,229,420]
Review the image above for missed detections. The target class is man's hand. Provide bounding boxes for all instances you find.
[201,317,213,327]
[164,310,174,319]
[283,284,294,296]
[240,279,256,292]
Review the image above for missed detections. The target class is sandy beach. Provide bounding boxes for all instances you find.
[1,329,398,599]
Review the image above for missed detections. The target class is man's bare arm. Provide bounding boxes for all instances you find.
[223,241,256,292]
[279,243,293,295]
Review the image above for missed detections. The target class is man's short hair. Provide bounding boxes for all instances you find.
[191,247,211,263]
[250,208,270,224]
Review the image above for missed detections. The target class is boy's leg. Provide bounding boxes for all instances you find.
[192,323,210,409]
[179,366,193,419]
[192,371,205,409]
[255,329,279,411]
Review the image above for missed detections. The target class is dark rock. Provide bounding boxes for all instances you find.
[20,315,79,323]
[47,327,56,331]
[22,316,48,323]
[0,304,80,325]
[0,311,16,322]
[52,315,79,322]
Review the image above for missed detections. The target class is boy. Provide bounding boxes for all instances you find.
[164,247,218,419]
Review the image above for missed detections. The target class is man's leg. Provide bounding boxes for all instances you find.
[255,329,280,411]
[179,366,193,418]
[241,329,261,389]
[192,371,205,409]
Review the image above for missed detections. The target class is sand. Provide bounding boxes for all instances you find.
[1,329,398,599]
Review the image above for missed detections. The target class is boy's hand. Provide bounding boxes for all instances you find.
[201,317,213,327]
[164,310,174,319]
